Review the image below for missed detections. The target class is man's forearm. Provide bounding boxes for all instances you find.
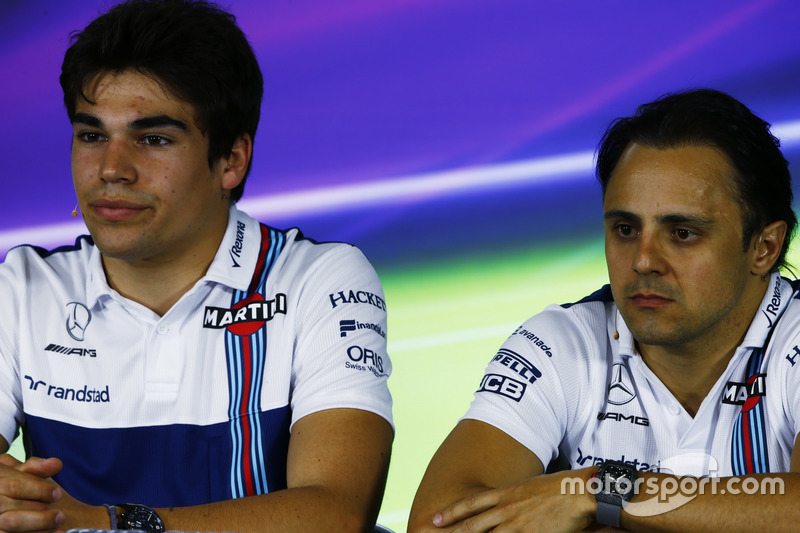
[158,485,379,533]
[35,409,393,533]
[620,472,800,532]
[413,466,800,533]
[65,484,383,533]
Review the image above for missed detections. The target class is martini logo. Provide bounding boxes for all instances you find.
[203,293,287,336]
[722,373,766,411]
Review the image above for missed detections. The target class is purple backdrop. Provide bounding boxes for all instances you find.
[2,0,799,266]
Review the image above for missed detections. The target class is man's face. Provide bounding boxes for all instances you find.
[603,143,761,350]
[71,70,233,264]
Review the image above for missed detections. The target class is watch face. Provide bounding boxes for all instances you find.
[598,461,638,503]
[119,504,165,533]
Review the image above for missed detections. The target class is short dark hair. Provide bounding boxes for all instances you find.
[596,88,796,273]
[60,0,263,202]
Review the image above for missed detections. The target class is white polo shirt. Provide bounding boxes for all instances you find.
[465,273,800,477]
[0,205,392,506]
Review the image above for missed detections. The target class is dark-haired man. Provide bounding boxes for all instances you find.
[0,1,392,531]
[409,89,800,532]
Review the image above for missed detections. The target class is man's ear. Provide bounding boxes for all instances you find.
[751,220,787,275]
[220,134,253,192]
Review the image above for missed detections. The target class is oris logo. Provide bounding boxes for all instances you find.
[65,302,92,342]
[608,362,636,406]
[345,345,387,378]
[346,345,384,373]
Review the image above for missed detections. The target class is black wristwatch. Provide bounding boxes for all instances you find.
[594,460,638,528]
[116,503,165,532]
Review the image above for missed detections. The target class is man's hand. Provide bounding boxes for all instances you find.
[410,420,600,532]
[430,468,596,532]
[0,454,65,532]
[0,454,109,533]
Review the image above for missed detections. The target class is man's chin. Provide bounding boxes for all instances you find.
[94,240,155,262]
[622,314,685,347]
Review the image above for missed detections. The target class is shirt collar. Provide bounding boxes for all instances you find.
[202,204,262,291]
[740,271,792,349]
[84,204,261,307]
[613,306,636,359]
[85,240,110,310]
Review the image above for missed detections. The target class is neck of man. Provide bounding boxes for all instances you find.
[101,213,229,317]
[635,277,771,418]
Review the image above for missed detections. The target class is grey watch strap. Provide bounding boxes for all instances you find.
[597,500,622,528]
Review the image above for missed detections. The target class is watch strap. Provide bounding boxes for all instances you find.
[596,500,622,528]
[102,504,117,529]
[594,460,637,528]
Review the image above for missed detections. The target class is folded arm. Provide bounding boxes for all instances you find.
[617,435,800,532]
[0,408,393,533]
[408,419,596,533]
[410,421,800,533]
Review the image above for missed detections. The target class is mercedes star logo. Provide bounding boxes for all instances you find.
[608,362,636,405]
[65,302,92,342]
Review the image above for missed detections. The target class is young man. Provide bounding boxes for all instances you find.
[0,1,393,531]
[409,89,800,532]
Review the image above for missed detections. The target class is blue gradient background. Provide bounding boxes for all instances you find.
[2,0,800,265]
[3,0,800,529]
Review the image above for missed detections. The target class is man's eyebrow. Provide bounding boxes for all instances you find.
[71,112,103,128]
[603,209,714,227]
[70,113,188,132]
[603,209,639,223]
[130,115,189,131]
[657,213,715,227]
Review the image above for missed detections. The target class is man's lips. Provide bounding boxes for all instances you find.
[629,292,672,308]
[90,199,148,221]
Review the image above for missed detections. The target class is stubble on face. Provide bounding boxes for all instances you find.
[71,70,228,265]
[604,143,760,356]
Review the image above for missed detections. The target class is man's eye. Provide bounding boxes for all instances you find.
[675,228,695,240]
[77,132,103,143]
[141,135,170,146]
[616,224,636,237]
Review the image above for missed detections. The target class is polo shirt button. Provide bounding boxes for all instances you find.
[669,404,680,415]
[157,326,169,335]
